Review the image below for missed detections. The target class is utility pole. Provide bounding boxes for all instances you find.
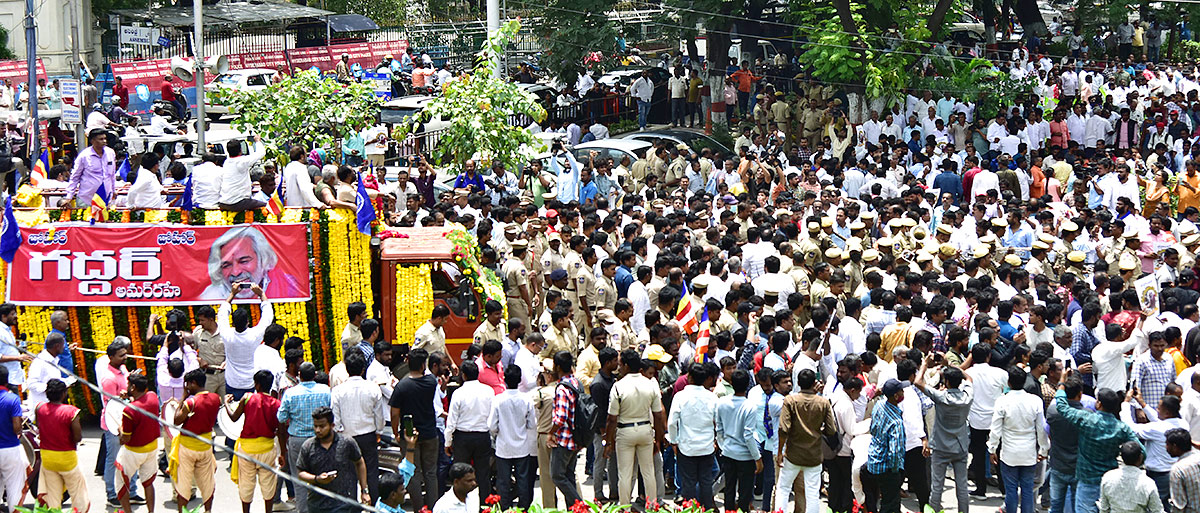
[487,0,500,78]
[25,0,38,162]
[70,0,83,150]
[194,0,206,152]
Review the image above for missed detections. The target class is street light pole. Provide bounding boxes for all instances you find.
[194,0,206,153]
[487,0,500,78]
[25,0,38,162]
[70,0,82,150]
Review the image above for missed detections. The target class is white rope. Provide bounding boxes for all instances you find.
[11,340,384,513]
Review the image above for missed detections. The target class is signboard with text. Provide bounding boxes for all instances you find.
[0,59,47,87]
[6,223,311,305]
[285,47,332,71]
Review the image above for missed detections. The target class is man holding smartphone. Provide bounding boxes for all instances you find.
[297,406,371,513]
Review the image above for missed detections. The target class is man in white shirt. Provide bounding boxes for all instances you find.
[862,111,883,148]
[444,361,497,498]
[987,367,1050,513]
[667,363,719,509]
[966,343,1011,496]
[433,464,479,513]
[331,350,386,502]
[283,146,321,207]
[218,134,267,211]
[126,153,166,209]
[489,366,536,508]
[217,284,274,399]
[24,332,76,409]
[253,324,288,376]
[628,70,655,130]
[1092,330,1138,394]
[191,153,224,210]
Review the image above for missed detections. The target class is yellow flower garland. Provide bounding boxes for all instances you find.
[19,306,53,371]
[395,264,434,345]
[89,307,117,353]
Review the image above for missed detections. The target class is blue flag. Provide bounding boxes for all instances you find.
[355,172,375,236]
[180,175,195,211]
[117,158,131,181]
[0,197,22,263]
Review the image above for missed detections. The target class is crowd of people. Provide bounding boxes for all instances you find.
[6,15,1200,513]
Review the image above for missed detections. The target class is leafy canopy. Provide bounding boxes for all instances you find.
[214,69,381,158]
[395,19,547,172]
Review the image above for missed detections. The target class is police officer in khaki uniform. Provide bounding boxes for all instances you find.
[473,299,508,347]
[753,94,769,136]
[543,308,577,357]
[802,99,824,146]
[597,258,618,312]
[770,92,792,148]
[504,240,534,325]
[1027,240,1053,280]
[664,146,688,188]
[577,247,599,334]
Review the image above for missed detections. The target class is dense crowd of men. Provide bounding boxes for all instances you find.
[5,17,1200,513]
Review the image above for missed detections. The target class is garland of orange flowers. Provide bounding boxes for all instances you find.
[126,308,146,373]
[312,218,330,370]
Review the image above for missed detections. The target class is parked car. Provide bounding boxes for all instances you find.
[379,95,450,133]
[572,138,653,166]
[203,68,276,121]
[621,129,733,158]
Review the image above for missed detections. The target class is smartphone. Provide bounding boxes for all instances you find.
[403,415,414,438]
[239,283,252,290]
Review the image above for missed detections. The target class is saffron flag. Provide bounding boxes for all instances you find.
[30,150,49,187]
[694,305,711,363]
[675,281,699,334]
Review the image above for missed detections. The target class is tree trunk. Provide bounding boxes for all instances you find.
[686,37,699,67]
[1013,0,1047,37]
[834,0,860,36]
[927,0,956,39]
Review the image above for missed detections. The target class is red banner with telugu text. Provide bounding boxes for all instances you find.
[0,59,47,87]
[7,223,311,306]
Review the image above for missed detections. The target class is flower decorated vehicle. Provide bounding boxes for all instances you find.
[380,226,505,362]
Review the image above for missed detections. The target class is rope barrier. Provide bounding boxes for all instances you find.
[9,339,385,513]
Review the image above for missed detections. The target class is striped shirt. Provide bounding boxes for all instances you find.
[1130,352,1174,409]
[866,400,906,474]
[1171,451,1200,513]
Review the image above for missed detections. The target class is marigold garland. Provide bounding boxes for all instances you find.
[395,264,434,345]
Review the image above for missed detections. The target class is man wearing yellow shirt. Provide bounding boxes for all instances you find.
[576,328,608,393]
[878,305,918,363]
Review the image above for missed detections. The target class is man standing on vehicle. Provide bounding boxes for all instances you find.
[629,70,654,131]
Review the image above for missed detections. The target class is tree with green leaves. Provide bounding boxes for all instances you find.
[394,19,546,172]
[531,0,622,88]
[213,70,380,159]
[0,28,15,61]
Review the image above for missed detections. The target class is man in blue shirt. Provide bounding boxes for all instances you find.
[452,160,486,194]
[0,365,25,505]
[932,160,964,204]
[614,252,635,298]
[49,310,74,378]
[578,168,599,206]
[715,369,761,512]
[865,379,907,513]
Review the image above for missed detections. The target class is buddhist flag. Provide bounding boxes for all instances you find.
[30,150,49,187]
[675,281,699,334]
[90,182,109,224]
[694,305,711,363]
[267,177,284,219]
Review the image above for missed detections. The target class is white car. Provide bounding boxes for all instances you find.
[204,68,276,120]
[379,95,450,133]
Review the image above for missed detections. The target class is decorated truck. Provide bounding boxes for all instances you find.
[379,226,503,362]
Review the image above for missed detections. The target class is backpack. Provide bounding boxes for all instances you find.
[558,380,599,448]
